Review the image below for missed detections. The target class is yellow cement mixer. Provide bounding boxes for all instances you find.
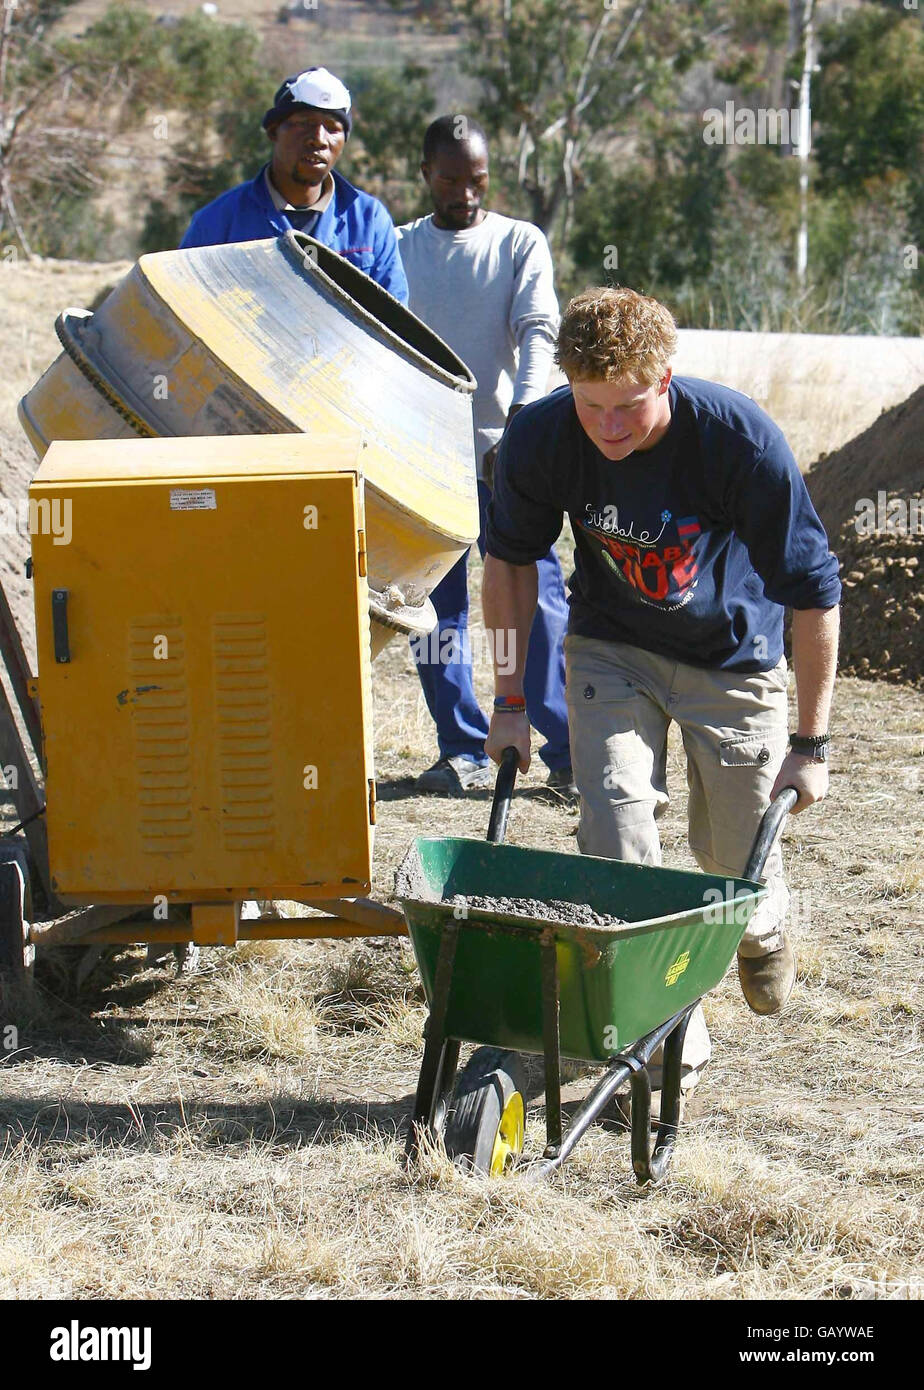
[0,236,479,978]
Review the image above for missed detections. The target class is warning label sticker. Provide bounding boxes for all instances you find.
[170,488,217,511]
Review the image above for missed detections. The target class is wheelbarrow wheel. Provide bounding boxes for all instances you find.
[444,1047,526,1176]
[0,858,34,988]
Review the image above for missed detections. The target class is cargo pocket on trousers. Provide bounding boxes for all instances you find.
[568,675,649,785]
[708,733,783,817]
[717,731,786,769]
[697,730,787,866]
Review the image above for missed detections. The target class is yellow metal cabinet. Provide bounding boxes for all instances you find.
[30,434,374,905]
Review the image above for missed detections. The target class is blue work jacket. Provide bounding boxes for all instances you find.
[180,165,409,305]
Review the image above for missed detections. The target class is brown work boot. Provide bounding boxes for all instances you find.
[737,935,796,1015]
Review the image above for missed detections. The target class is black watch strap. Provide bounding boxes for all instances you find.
[790,733,830,755]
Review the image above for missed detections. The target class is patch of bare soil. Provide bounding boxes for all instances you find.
[806,385,924,688]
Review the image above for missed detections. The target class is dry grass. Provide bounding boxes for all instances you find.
[1,666,921,1301]
[1,1096,920,1300]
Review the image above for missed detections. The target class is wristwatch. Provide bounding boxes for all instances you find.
[789,733,830,762]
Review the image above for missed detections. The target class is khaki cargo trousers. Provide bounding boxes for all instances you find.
[564,634,791,1087]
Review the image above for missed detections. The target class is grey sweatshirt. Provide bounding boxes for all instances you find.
[395,211,560,473]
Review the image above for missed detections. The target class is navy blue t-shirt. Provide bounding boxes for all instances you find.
[485,377,841,672]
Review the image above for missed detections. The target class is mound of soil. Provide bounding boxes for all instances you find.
[835,521,923,686]
[806,386,924,688]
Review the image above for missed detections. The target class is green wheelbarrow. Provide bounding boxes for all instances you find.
[396,748,798,1184]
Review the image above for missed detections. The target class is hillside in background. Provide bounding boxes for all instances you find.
[2,0,469,261]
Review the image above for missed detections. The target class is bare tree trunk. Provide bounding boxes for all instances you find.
[0,172,33,257]
[0,0,16,111]
[526,0,649,247]
[0,0,31,258]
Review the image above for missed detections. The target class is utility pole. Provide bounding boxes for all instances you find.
[794,0,815,286]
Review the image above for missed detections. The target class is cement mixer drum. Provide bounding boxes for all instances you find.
[18,233,480,656]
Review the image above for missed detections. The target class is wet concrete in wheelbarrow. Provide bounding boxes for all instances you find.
[394,857,627,928]
[446,893,626,927]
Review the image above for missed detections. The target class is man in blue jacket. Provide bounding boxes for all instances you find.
[180,67,409,305]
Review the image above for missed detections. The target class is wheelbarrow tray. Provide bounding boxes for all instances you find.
[397,838,767,1062]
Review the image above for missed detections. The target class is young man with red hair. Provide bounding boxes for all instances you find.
[483,286,839,1085]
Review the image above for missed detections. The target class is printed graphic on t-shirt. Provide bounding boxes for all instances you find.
[578,504,703,609]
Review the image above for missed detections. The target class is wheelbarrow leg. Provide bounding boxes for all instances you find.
[630,1003,695,1185]
[405,919,461,1161]
[540,930,563,1157]
[526,1004,697,1184]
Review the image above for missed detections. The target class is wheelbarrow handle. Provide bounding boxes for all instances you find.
[743,786,800,882]
[486,746,520,845]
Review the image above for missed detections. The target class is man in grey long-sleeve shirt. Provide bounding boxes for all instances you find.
[396,116,573,796]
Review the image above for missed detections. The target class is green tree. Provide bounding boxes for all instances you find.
[814,2,924,244]
[138,14,268,253]
[336,61,435,227]
[807,174,921,336]
[0,1,268,258]
[454,0,724,248]
[569,119,732,300]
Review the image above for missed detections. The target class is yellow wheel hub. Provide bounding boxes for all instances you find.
[490,1092,525,1176]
